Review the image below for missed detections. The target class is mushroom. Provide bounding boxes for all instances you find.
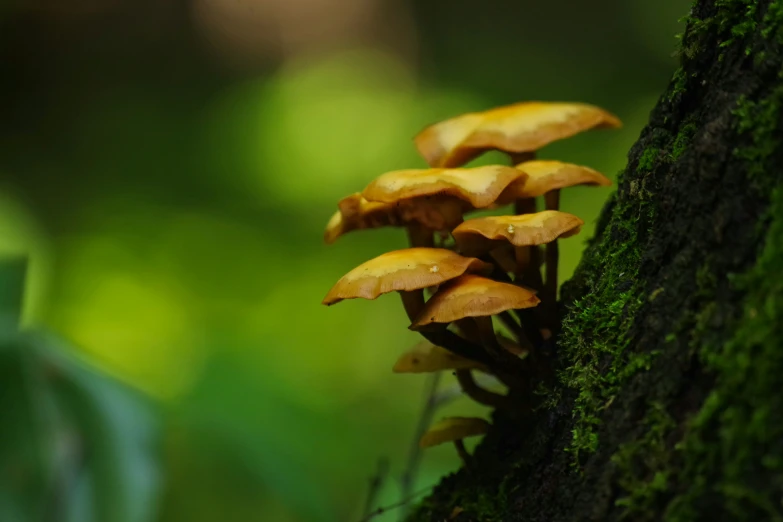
[392,339,516,409]
[500,160,612,203]
[452,210,585,258]
[392,341,488,374]
[419,416,490,465]
[414,101,622,169]
[322,247,495,365]
[498,161,609,307]
[410,274,539,328]
[361,165,525,209]
[409,274,539,379]
[452,211,584,306]
[323,193,465,245]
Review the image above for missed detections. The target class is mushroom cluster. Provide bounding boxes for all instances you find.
[322,101,621,462]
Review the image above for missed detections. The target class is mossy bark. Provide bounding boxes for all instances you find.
[407,1,783,520]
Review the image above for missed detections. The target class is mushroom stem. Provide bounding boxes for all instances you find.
[454,318,481,343]
[511,199,542,292]
[497,311,530,349]
[513,196,537,216]
[406,224,435,248]
[473,315,502,361]
[455,369,512,409]
[543,190,561,318]
[453,439,471,466]
[489,246,517,274]
[485,261,544,349]
[399,289,427,321]
[507,150,545,294]
[525,245,545,293]
[453,318,516,389]
[399,290,493,366]
[472,316,527,388]
[508,151,537,165]
[513,245,531,278]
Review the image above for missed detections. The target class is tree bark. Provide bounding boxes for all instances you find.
[408,1,783,521]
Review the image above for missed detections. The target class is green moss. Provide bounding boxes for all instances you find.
[732,79,783,181]
[670,122,698,161]
[612,402,676,520]
[665,3,783,519]
[562,0,783,508]
[666,68,688,103]
[638,148,659,172]
[560,116,692,465]
[679,0,783,61]
[666,183,783,521]
[762,1,783,42]
[559,196,650,463]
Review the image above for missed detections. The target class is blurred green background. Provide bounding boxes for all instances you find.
[0,1,687,520]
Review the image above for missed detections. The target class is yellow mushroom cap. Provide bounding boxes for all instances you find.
[322,248,493,305]
[410,274,540,328]
[323,193,467,244]
[415,101,622,168]
[324,195,397,244]
[324,210,348,244]
[500,160,612,201]
[419,416,491,448]
[452,211,585,256]
[361,165,525,209]
[392,341,487,373]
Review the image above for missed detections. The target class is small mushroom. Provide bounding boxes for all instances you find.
[501,160,612,202]
[361,165,526,209]
[419,416,491,465]
[414,101,622,169]
[409,274,540,329]
[452,211,585,258]
[323,193,465,245]
[393,341,509,408]
[322,248,494,364]
[393,337,516,408]
[410,273,539,382]
[392,341,487,373]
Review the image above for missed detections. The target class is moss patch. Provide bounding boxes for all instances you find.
[612,401,676,519]
[666,184,783,521]
[732,78,783,180]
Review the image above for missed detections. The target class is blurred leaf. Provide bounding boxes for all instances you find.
[0,333,54,522]
[36,333,161,522]
[0,324,161,522]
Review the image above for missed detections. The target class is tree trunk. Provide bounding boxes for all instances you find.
[408,1,783,520]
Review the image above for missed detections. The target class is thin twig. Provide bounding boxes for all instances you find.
[360,484,438,522]
[362,457,390,518]
[398,371,442,521]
